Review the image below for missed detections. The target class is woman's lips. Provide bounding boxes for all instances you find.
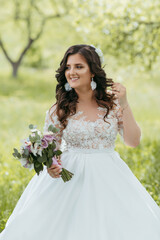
[70,77,79,82]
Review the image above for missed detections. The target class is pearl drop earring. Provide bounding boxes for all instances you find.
[91,77,97,90]
[64,82,72,91]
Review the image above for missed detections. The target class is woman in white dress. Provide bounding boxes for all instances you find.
[0,44,160,240]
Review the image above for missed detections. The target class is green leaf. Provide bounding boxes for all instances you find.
[35,164,43,175]
[46,161,50,168]
[17,153,21,158]
[48,157,53,166]
[29,135,35,143]
[43,153,47,162]
[52,142,56,150]
[12,148,21,158]
[37,156,44,163]
[48,149,53,158]
[34,161,42,168]
[29,124,34,129]
[35,131,41,141]
[55,150,62,156]
[13,148,18,154]
[24,148,29,156]
[48,125,59,133]
[28,155,34,164]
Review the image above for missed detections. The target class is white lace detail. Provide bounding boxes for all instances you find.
[43,99,124,151]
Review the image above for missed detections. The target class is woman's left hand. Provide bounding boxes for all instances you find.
[111,82,128,108]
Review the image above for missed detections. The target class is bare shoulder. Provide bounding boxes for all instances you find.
[49,103,57,114]
[49,103,64,118]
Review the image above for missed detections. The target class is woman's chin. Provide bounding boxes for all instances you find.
[70,83,79,88]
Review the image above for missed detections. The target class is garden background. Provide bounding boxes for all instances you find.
[0,0,160,232]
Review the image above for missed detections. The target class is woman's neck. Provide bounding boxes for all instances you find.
[76,89,95,105]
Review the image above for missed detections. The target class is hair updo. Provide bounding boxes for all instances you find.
[50,44,116,129]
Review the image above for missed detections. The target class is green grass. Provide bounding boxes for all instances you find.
[0,62,160,232]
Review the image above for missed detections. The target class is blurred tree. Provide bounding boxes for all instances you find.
[0,0,70,77]
[102,0,160,69]
[0,0,159,76]
[71,0,160,69]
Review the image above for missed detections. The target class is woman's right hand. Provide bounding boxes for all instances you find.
[47,159,62,178]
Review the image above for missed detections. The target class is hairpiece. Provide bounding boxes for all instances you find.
[90,44,104,64]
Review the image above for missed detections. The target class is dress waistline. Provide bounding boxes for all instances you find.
[64,147,115,154]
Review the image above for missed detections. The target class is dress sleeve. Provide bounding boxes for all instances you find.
[114,98,124,142]
[43,104,63,149]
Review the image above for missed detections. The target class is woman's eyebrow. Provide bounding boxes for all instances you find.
[66,63,84,66]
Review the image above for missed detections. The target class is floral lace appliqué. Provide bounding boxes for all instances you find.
[43,99,124,151]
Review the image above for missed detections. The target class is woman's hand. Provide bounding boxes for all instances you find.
[111,82,128,108]
[111,82,141,147]
[47,158,62,178]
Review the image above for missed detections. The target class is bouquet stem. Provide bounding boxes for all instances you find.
[60,168,74,182]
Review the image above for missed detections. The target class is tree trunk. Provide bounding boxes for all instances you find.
[12,62,20,78]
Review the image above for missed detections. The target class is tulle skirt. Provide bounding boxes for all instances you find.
[1,148,160,240]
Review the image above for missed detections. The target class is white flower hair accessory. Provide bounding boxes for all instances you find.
[90,44,104,64]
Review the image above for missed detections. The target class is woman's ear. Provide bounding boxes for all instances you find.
[91,74,95,78]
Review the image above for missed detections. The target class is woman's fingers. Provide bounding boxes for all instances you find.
[57,158,62,165]
[111,82,128,106]
[47,165,62,178]
[51,166,61,174]
[47,157,62,178]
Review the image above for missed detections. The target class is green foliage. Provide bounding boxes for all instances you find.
[69,0,160,69]
[116,139,160,206]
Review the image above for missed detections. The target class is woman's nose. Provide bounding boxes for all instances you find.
[69,67,76,75]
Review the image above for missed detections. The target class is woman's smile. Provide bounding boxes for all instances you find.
[70,77,79,82]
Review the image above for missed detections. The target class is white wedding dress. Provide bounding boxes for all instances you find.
[1,99,160,240]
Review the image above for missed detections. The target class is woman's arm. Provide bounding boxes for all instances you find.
[111,82,141,148]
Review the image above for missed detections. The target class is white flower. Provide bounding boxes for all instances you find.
[30,143,43,156]
[20,148,24,154]
[20,139,32,148]
[90,44,104,64]
[19,158,28,166]
[95,47,103,57]
[43,131,54,135]
[38,149,43,156]
[30,129,42,137]
[30,129,38,133]
[27,163,34,171]
[37,130,42,137]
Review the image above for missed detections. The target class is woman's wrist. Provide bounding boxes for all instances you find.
[120,102,129,113]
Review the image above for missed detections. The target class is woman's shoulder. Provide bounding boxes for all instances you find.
[47,103,63,123]
[44,103,57,124]
[48,103,57,113]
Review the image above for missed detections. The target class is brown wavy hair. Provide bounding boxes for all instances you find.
[50,44,116,129]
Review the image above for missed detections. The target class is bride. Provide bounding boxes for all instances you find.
[1,44,160,240]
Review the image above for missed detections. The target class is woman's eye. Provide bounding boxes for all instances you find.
[65,66,82,70]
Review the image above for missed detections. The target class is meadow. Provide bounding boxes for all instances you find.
[0,60,160,232]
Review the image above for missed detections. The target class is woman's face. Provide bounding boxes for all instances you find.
[65,53,94,90]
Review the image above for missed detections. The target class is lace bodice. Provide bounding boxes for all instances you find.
[43,99,124,151]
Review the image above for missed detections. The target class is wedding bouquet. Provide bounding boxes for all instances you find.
[12,124,74,182]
